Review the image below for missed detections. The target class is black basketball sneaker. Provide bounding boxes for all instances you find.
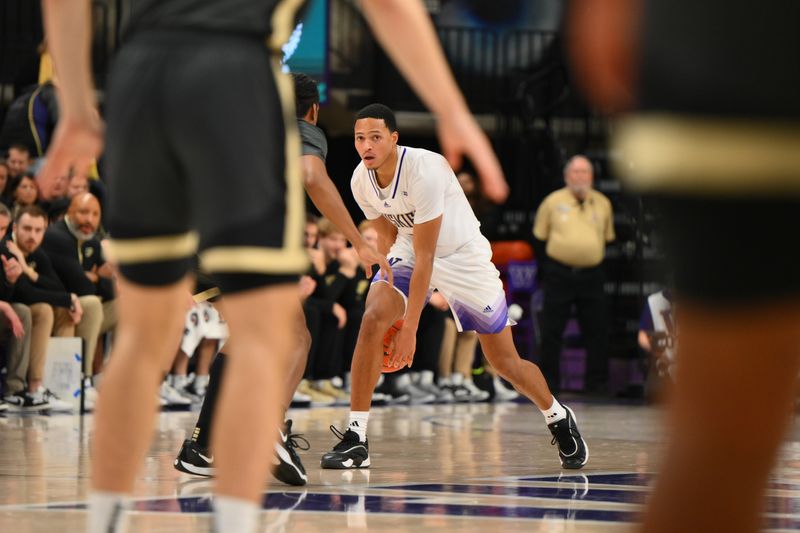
[272,419,309,486]
[548,403,589,469]
[174,439,215,477]
[320,425,370,469]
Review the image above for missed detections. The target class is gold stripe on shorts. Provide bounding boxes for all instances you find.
[200,246,308,273]
[107,232,199,264]
[614,114,800,194]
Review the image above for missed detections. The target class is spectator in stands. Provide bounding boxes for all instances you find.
[7,205,99,407]
[42,193,116,380]
[0,206,39,411]
[5,144,31,181]
[10,175,41,220]
[4,206,72,409]
[300,217,352,404]
[304,213,319,249]
[533,155,615,394]
[67,173,89,198]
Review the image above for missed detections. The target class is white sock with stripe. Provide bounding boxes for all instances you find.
[348,411,369,442]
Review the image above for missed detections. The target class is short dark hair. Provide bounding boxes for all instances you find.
[14,204,47,224]
[8,143,30,155]
[292,73,320,118]
[355,103,397,132]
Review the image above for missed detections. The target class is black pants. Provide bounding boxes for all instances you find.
[539,260,608,392]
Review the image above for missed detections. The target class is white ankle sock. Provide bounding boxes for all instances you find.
[348,411,370,442]
[540,396,567,424]
[88,491,128,533]
[214,495,259,533]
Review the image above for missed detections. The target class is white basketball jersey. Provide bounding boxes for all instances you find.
[351,146,481,257]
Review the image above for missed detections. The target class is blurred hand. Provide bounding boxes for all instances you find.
[332,302,347,329]
[298,275,317,300]
[436,111,509,204]
[85,264,99,283]
[5,241,26,266]
[354,243,393,285]
[38,111,103,200]
[307,247,326,276]
[69,294,83,324]
[2,255,23,284]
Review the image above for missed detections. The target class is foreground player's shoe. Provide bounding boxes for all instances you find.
[548,404,589,469]
[320,426,370,469]
[174,439,215,477]
[272,419,309,486]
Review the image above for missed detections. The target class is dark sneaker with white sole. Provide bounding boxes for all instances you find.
[320,426,370,469]
[174,439,215,477]
[272,419,309,486]
[548,404,589,469]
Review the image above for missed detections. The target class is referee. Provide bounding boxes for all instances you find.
[533,155,615,394]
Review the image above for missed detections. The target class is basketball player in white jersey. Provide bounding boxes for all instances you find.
[321,104,588,470]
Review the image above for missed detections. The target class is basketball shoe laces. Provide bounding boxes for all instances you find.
[284,420,311,462]
[550,422,581,457]
[329,425,361,451]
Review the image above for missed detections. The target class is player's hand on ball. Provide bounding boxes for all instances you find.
[387,322,416,370]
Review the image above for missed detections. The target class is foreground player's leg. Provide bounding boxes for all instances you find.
[642,302,800,533]
[479,327,588,469]
[89,276,192,532]
[321,282,404,469]
[211,283,300,531]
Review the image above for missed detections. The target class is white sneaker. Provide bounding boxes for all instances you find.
[493,376,520,402]
[462,378,490,402]
[395,374,436,404]
[36,387,74,411]
[0,399,7,412]
[160,381,192,407]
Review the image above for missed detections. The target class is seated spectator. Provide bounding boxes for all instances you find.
[10,174,40,219]
[7,205,99,407]
[0,209,46,411]
[42,193,116,380]
[67,173,89,199]
[3,207,71,409]
[4,144,31,183]
[304,213,319,250]
[299,218,354,404]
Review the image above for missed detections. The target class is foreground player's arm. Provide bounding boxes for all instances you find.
[388,215,442,369]
[39,0,103,199]
[359,0,509,203]
[302,154,392,283]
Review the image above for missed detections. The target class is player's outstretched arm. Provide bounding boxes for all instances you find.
[302,154,392,284]
[359,0,509,203]
[39,0,103,199]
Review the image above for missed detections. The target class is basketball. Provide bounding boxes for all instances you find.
[381,319,405,373]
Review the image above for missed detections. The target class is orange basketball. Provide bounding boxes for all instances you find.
[382,319,406,373]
